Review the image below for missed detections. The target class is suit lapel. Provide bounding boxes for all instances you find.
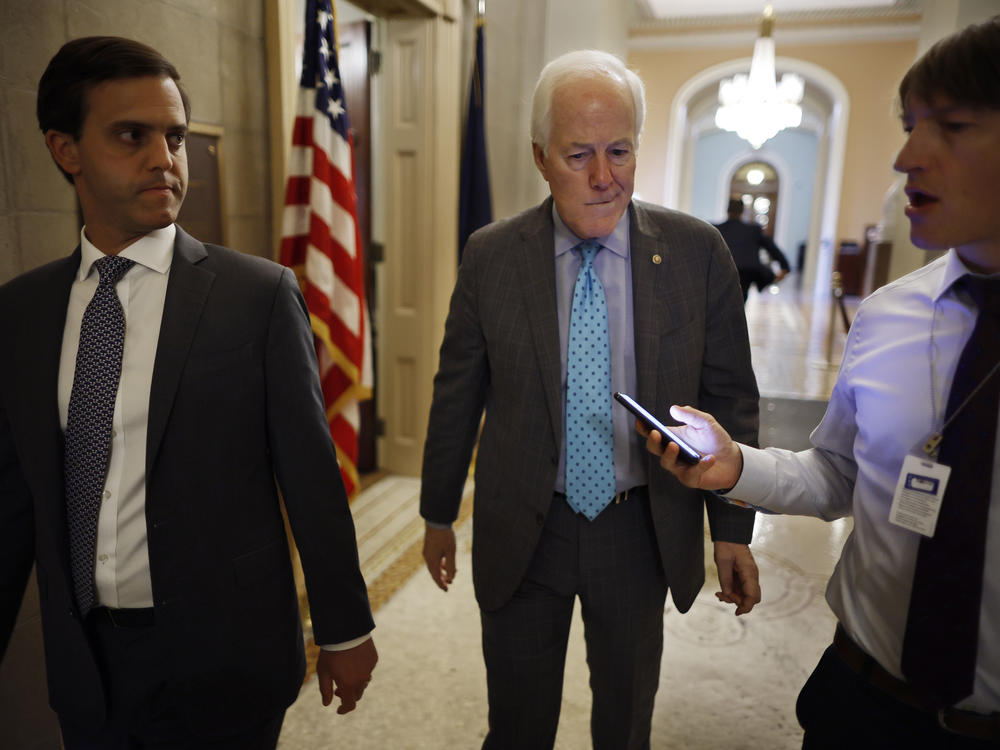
[25,252,80,568]
[629,202,669,409]
[146,227,213,477]
[514,200,563,449]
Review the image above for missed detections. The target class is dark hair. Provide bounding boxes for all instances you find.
[727,198,744,217]
[37,37,191,182]
[898,15,1000,111]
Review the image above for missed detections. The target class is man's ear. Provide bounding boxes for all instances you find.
[45,130,81,178]
[532,142,549,181]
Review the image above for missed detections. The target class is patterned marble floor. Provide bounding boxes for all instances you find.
[279,278,856,748]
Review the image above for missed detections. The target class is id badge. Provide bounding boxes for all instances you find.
[888,454,951,537]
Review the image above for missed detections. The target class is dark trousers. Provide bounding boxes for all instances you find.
[797,644,998,750]
[59,610,285,750]
[737,267,775,302]
[480,487,667,750]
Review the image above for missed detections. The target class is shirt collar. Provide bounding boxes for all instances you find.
[552,203,630,260]
[934,248,1000,301]
[77,224,176,281]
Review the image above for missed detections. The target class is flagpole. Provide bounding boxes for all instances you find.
[331,0,340,54]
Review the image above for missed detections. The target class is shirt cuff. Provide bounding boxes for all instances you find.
[424,519,453,530]
[320,633,373,652]
[724,444,775,502]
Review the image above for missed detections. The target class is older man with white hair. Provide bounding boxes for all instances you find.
[420,49,761,749]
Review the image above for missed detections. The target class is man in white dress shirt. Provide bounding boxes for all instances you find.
[0,36,376,748]
[640,16,1000,749]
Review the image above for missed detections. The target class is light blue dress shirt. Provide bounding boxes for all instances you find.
[729,250,1000,713]
[553,205,648,496]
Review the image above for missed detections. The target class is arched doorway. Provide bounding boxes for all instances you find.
[730,160,779,238]
[664,57,850,304]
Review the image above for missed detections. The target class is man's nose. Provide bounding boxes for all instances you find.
[893,127,925,174]
[146,136,174,171]
[590,155,612,188]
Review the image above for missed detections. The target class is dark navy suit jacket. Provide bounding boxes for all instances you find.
[0,226,373,734]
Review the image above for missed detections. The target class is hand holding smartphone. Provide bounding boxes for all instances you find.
[613,392,703,465]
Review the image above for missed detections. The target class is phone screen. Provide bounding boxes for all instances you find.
[613,392,703,465]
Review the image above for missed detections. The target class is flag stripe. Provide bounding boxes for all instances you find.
[280,0,371,497]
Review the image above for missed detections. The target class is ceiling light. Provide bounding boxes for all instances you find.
[714,4,804,149]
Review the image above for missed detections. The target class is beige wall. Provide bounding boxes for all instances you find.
[0,0,272,287]
[629,38,917,246]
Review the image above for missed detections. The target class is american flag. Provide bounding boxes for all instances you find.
[280,0,371,497]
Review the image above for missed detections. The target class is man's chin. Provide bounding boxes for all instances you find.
[570,206,628,239]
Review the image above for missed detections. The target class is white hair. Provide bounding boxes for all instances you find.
[530,49,646,153]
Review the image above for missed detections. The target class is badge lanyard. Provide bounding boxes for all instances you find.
[922,297,1000,460]
[888,291,998,538]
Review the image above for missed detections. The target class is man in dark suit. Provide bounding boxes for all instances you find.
[0,37,377,747]
[420,49,761,749]
[715,197,791,302]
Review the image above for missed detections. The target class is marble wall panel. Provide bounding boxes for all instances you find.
[220,26,269,134]
[17,212,81,273]
[67,0,225,125]
[0,0,67,89]
[0,216,20,285]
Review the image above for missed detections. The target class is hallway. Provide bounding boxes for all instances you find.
[278,278,858,748]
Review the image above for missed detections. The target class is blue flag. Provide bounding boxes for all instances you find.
[458,20,492,262]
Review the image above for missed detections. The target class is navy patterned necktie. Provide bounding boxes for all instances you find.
[901,275,1000,705]
[565,240,615,520]
[64,255,135,615]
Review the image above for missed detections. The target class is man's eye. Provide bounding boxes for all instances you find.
[568,152,587,161]
[119,129,142,142]
[169,133,186,147]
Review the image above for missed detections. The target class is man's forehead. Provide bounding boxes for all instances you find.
[83,76,188,123]
[902,93,986,118]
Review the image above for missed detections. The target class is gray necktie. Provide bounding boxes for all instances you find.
[64,255,135,615]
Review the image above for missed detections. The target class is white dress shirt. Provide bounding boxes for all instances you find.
[58,225,174,609]
[729,249,1000,713]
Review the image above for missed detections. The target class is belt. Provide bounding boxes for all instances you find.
[90,606,156,628]
[833,626,1000,740]
[555,485,647,505]
[612,485,647,504]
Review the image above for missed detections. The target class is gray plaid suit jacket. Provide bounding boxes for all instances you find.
[421,198,759,613]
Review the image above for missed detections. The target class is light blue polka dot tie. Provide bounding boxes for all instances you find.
[565,240,615,520]
[64,255,134,615]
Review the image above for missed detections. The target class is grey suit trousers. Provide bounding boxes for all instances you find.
[480,487,666,750]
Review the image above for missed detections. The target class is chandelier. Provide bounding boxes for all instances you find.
[715,4,804,149]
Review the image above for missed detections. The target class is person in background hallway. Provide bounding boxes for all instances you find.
[715,197,791,302]
[642,16,1000,749]
[420,49,761,750]
[0,37,377,748]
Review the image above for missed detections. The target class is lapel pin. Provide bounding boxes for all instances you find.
[652,254,662,265]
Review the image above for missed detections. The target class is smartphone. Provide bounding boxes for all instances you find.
[613,392,703,465]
